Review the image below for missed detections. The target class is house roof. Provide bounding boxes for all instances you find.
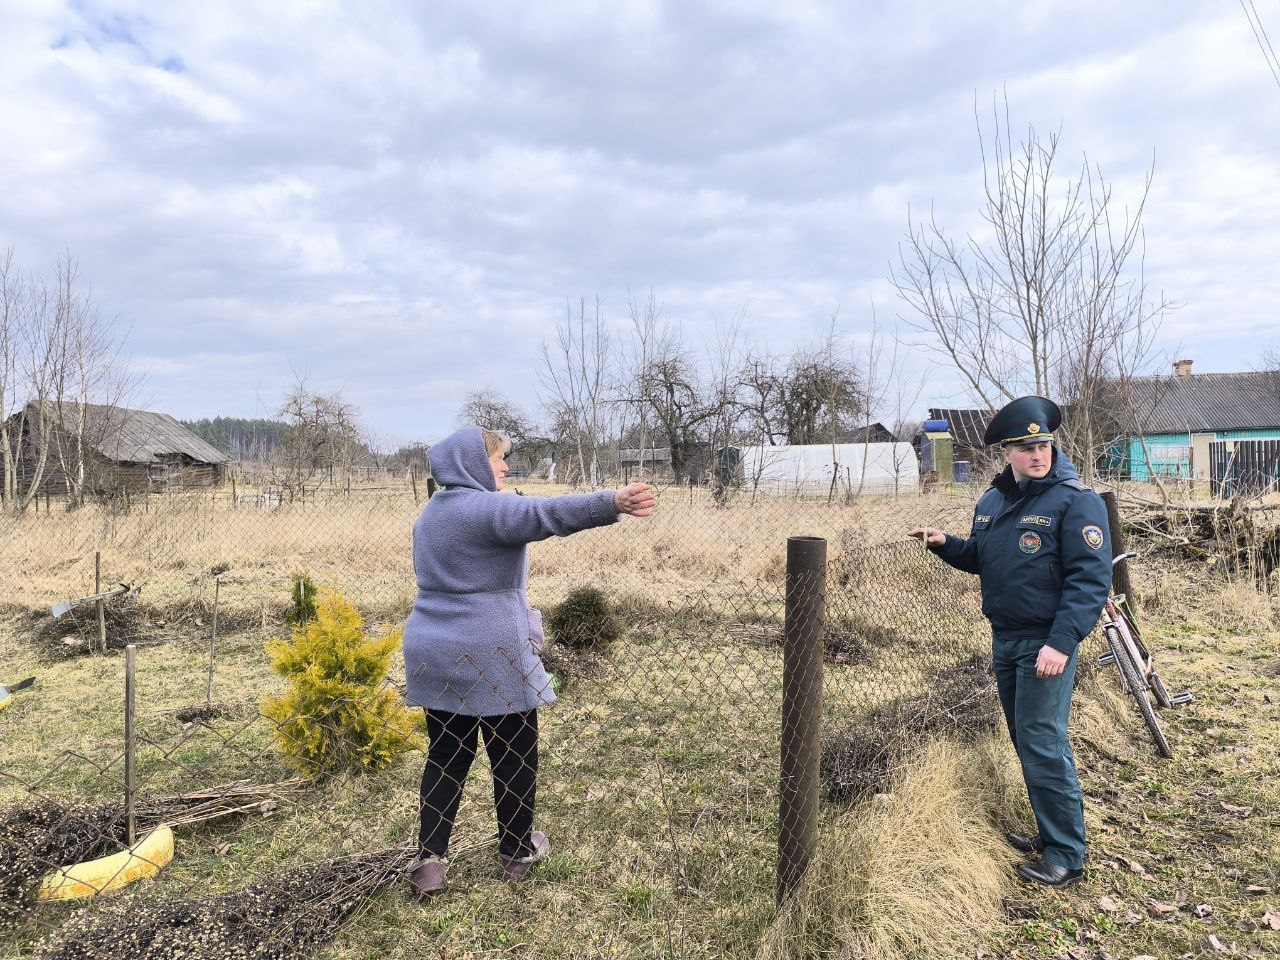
[850,422,897,443]
[40,403,231,465]
[1127,371,1280,433]
[619,447,671,462]
[927,408,993,448]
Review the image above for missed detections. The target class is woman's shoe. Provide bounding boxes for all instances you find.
[410,855,448,897]
[499,831,549,881]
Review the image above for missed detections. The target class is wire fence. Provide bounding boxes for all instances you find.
[0,478,1119,959]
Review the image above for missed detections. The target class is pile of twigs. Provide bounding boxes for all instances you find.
[821,652,999,803]
[1123,496,1280,580]
[135,779,302,832]
[0,780,300,931]
[30,592,159,656]
[34,845,417,960]
[0,803,121,931]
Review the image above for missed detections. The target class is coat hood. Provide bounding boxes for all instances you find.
[428,427,496,492]
[993,446,1080,498]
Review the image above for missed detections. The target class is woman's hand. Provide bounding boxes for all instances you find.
[615,483,657,518]
[907,526,946,546]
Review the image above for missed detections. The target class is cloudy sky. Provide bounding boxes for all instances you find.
[3,0,1279,446]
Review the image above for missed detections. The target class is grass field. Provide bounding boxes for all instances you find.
[1,486,1277,958]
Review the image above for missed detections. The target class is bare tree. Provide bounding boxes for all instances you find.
[457,388,535,444]
[635,344,714,484]
[0,250,137,511]
[739,338,864,446]
[620,289,663,481]
[892,95,1169,480]
[47,255,137,505]
[538,296,614,485]
[852,313,925,497]
[275,377,364,493]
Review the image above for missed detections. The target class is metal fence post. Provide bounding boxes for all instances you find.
[124,643,137,847]
[1100,491,1137,610]
[779,535,825,904]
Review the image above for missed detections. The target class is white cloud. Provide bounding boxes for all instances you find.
[0,0,1277,444]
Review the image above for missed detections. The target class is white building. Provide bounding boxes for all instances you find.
[739,442,920,497]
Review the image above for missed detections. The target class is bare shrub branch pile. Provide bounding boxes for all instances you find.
[0,781,296,931]
[33,845,416,960]
[821,653,1000,803]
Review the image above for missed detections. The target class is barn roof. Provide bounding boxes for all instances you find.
[927,408,993,448]
[1126,371,1280,433]
[40,403,231,465]
[619,447,671,462]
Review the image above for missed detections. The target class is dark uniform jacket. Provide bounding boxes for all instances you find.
[932,450,1112,655]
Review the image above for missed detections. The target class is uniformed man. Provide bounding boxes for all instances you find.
[909,396,1111,887]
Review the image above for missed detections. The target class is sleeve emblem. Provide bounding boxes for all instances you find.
[1082,524,1105,550]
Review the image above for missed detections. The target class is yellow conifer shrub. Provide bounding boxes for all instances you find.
[262,587,422,775]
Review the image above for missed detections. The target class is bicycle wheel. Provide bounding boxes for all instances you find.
[1107,628,1173,758]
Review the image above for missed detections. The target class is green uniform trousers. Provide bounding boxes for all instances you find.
[992,634,1086,870]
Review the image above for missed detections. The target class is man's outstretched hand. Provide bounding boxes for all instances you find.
[907,527,946,546]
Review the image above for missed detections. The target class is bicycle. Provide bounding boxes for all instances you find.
[1097,552,1193,758]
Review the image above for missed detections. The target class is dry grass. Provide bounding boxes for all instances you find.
[2,486,1276,958]
[0,484,981,622]
[761,739,1022,960]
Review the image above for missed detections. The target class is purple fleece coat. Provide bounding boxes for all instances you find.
[403,428,619,716]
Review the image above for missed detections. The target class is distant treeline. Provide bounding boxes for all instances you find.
[181,416,430,471]
[180,417,287,460]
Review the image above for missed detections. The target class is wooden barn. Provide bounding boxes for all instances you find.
[5,402,230,497]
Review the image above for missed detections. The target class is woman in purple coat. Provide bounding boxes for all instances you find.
[404,427,655,896]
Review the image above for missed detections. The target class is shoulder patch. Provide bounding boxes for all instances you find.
[1082,524,1105,550]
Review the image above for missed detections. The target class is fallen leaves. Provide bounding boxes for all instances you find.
[1219,801,1254,816]
[1262,909,1280,931]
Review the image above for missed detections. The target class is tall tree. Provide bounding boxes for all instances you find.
[0,249,137,510]
[538,296,614,484]
[275,377,365,491]
[739,339,864,446]
[456,388,535,445]
[892,96,1168,479]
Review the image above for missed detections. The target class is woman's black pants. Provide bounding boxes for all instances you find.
[418,708,538,860]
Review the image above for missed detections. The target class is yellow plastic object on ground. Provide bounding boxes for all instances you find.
[35,824,175,901]
[0,695,11,713]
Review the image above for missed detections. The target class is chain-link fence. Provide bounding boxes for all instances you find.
[1,476,1109,959]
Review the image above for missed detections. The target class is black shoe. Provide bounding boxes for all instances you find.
[1005,831,1045,855]
[1016,861,1084,888]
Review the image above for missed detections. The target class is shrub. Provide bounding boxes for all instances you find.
[546,586,621,651]
[263,588,422,775]
[286,570,318,627]
[286,570,319,627]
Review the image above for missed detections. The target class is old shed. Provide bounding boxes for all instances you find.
[6,402,231,497]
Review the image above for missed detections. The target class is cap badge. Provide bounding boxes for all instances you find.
[1028,422,1040,434]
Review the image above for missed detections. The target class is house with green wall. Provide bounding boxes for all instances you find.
[1118,361,1280,481]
